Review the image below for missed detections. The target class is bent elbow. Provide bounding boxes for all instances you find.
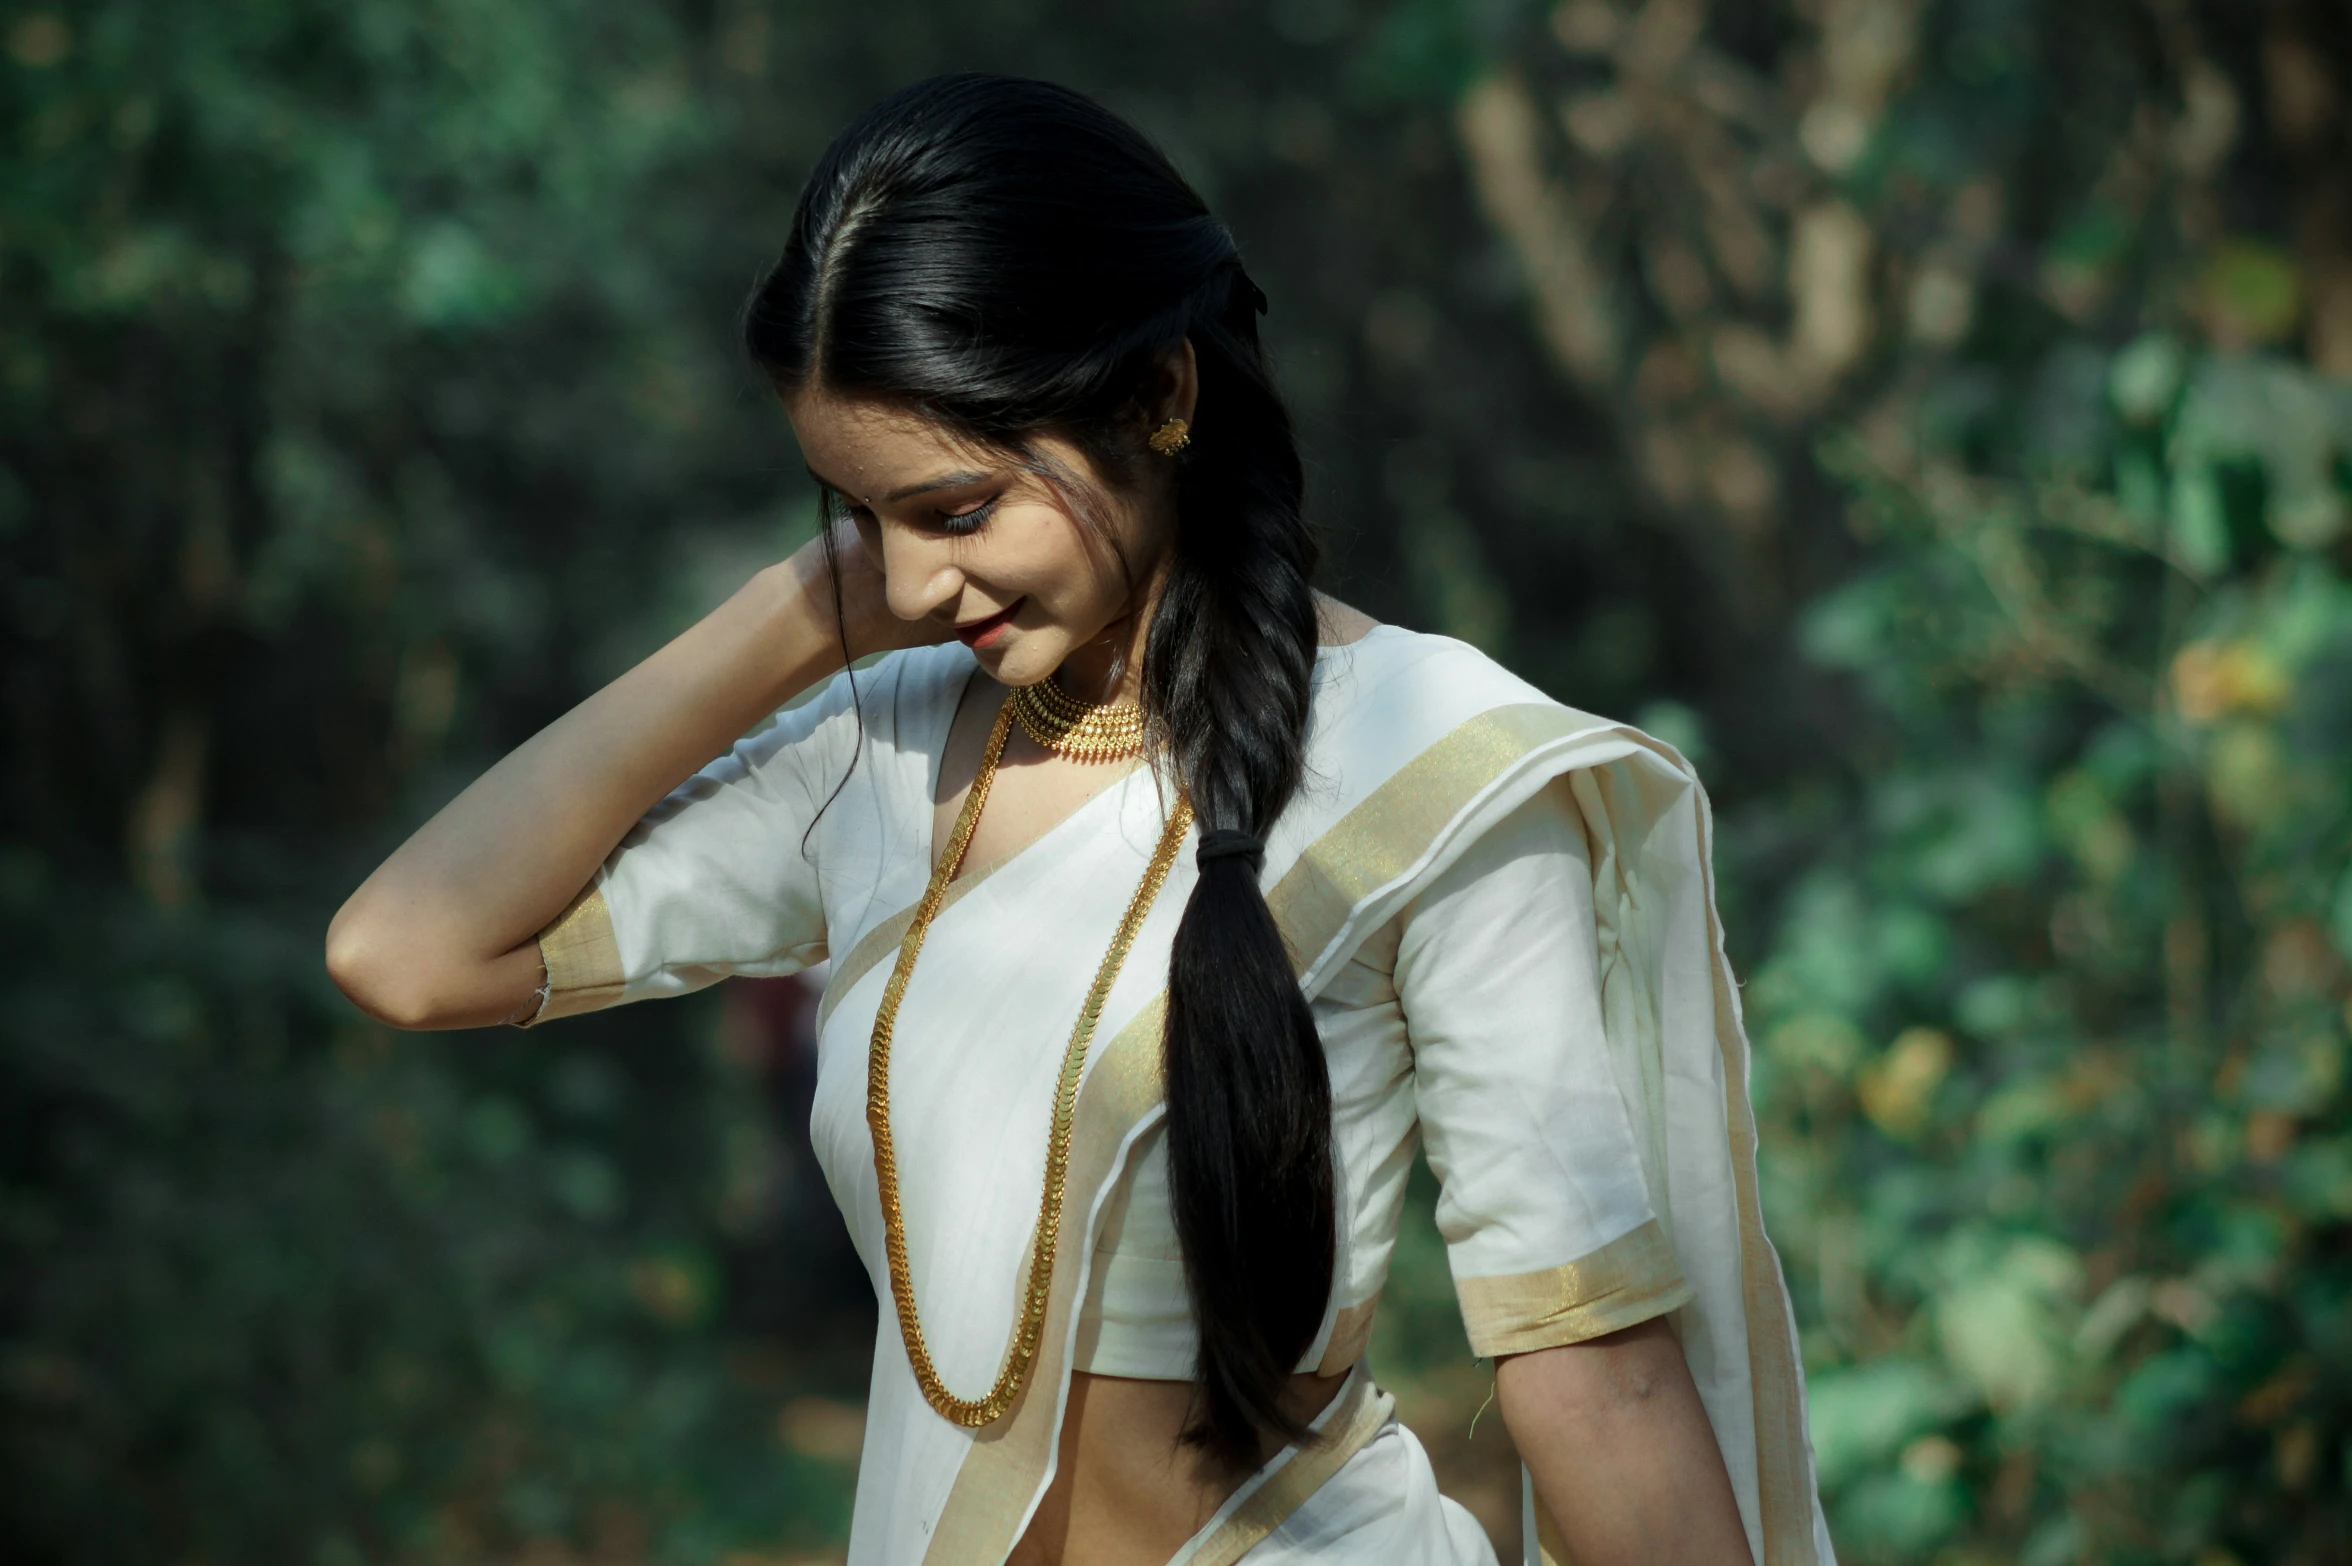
[325,905,444,1030]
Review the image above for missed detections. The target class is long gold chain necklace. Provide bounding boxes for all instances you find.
[1009,675,1147,762]
[868,697,1192,1426]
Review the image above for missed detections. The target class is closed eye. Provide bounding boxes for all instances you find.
[933,496,998,536]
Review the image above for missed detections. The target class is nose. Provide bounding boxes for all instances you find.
[877,525,964,625]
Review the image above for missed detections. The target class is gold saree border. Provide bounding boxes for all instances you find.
[527,883,624,1025]
[547,828,1003,1038]
[1267,704,1826,1561]
[1455,1217,1693,1360]
[1266,704,1586,981]
[1314,1298,1378,1377]
[1183,1370,1397,1566]
[1706,865,1823,1566]
[921,995,1171,1566]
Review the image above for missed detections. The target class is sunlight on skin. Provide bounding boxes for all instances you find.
[783,342,1199,709]
[784,356,1195,879]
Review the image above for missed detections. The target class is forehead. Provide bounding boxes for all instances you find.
[786,390,982,489]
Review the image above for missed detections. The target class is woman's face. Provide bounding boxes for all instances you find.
[786,389,1174,691]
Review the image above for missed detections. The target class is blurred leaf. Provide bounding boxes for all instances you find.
[2198,240,2303,347]
[1807,1359,1963,1493]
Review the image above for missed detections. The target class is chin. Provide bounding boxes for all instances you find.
[980,633,1060,688]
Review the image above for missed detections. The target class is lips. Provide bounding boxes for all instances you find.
[954,600,1022,648]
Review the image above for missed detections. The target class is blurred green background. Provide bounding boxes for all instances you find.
[7,1,2350,1562]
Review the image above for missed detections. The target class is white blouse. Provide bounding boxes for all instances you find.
[533,633,1686,1380]
[1075,779,1662,1377]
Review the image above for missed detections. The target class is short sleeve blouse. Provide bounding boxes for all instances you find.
[528,648,954,1021]
[1075,775,1689,1376]
[530,644,1688,1370]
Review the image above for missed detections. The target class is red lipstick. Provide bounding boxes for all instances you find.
[954,601,1022,649]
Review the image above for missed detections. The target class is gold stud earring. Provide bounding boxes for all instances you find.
[1148,417,1191,456]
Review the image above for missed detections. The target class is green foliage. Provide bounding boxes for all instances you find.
[11,0,2352,1562]
[3,2,854,1560]
[1765,341,2352,1562]
[1415,0,2352,1553]
[2,860,856,1562]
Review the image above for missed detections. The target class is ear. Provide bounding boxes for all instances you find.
[1144,338,1200,430]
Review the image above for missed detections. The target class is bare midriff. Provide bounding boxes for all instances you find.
[1006,1367,1352,1566]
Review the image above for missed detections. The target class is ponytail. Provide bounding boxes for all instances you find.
[1146,273,1332,1466]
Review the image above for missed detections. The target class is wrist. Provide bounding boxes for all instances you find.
[744,558,849,697]
[780,531,883,650]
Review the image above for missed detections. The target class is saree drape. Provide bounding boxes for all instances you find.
[528,628,1834,1566]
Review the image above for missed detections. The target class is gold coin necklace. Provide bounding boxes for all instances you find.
[868,692,1191,1427]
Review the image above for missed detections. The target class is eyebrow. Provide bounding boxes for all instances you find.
[803,465,994,504]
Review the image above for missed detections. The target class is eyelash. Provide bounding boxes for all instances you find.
[826,492,996,536]
[933,497,997,536]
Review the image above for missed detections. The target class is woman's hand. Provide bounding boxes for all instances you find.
[1498,1316,1754,1566]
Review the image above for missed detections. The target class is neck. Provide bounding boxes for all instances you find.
[1054,626,1141,706]
[1054,557,1169,706]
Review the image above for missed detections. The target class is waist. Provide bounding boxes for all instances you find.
[1007,1368,1356,1566]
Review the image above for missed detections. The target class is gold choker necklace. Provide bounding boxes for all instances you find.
[1009,677,1146,762]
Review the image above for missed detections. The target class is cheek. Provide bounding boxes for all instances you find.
[986,506,1120,611]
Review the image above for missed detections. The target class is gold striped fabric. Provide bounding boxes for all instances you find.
[524,882,623,1025]
[531,684,1828,1561]
[1182,1370,1398,1566]
[1455,1218,1693,1359]
[1315,1297,1379,1376]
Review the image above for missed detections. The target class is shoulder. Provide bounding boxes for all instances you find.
[1273,630,1699,993]
[1310,624,1565,744]
[1296,624,1694,837]
[1313,591,1380,647]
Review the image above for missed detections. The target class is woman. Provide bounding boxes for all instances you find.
[328,75,1831,1566]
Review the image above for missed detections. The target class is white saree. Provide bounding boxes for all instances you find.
[527,626,1835,1566]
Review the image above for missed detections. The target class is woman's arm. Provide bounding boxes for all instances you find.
[1390,787,1750,1557]
[326,534,904,1030]
[1498,1317,1752,1566]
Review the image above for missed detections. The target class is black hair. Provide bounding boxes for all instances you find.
[744,74,1332,1467]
